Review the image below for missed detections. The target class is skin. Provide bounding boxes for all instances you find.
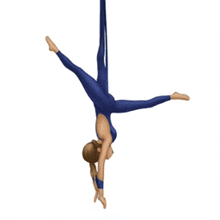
[94,137,114,207]
[95,113,114,208]
[45,36,190,209]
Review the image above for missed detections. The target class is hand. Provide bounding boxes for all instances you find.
[98,196,107,209]
[94,190,99,202]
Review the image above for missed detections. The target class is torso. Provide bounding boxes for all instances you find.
[94,93,117,143]
[96,114,111,140]
[95,113,117,143]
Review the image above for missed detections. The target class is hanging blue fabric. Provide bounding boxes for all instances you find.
[97,0,109,94]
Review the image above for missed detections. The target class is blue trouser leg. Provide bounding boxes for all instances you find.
[57,51,107,107]
[113,96,171,113]
[97,0,109,94]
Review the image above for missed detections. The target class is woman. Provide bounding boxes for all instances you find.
[45,0,189,209]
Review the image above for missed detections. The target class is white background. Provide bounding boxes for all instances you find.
[0,0,220,219]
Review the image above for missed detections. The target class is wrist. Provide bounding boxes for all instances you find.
[99,189,104,197]
[95,176,104,189]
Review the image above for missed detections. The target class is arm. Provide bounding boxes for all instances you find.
[97,137,112,208]
[91,173,99,202]
[92,176,98,191]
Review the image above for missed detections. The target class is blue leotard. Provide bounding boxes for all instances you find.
[56,0,170,143]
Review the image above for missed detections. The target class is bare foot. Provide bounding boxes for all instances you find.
[171,92,190,101]
[45,36,59,53]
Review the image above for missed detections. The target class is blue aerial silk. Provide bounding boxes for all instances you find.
[56,0,170,142]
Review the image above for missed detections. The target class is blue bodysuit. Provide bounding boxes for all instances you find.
[56,0,170,143]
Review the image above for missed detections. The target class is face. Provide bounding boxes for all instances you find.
[106,145,114,160]
[97,145,114,160]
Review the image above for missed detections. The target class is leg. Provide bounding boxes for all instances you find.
[45,36,107,106]
[97,0,109,94]
[113,92,190,113]
[113,95,171,113]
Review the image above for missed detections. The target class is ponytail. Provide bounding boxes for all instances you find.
[82,140,102,178]
[90,163,97,178]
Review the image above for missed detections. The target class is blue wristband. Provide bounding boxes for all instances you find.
[95,176,104,189]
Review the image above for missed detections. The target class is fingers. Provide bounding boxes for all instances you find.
[94,194,98,202]
[103,201,107,209]
[98,197,107,209]
[103,198,107,209]
[94,191,98,202]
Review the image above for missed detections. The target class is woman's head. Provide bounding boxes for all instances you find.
[82,140,101,163]
[82,140,114,163]
[82,140,114,178]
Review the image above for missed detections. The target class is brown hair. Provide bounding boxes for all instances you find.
[82,140,102,177]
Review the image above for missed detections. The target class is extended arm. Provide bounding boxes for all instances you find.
[97,137,112,209]
[91,172,99,202]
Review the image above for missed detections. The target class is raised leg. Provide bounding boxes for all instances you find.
[113,92,190,113]
[45,36,107,107]
[113,95,171,113]
[97,0,109,94]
